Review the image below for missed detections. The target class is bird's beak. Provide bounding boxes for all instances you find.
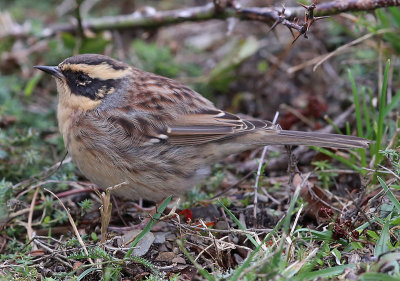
[34,65,64,79]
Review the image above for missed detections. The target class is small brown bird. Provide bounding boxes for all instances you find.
[35,54,370,201]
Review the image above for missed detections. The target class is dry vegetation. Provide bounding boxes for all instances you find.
[0,0,400,280]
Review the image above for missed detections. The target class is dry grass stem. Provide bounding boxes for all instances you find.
[313,28,396,71]
[94,181,127,244]
[290,203,304,236]
[253,112,279,224]
[27,186,40,246]
[44,188,94,264]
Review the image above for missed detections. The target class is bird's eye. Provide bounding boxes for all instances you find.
[77,74,87,83]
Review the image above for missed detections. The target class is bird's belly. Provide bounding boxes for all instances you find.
[68,140,124,189]
[67,138,210,201]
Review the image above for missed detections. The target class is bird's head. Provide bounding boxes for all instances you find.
[35,54,132,110]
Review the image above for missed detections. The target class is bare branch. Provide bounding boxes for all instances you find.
[1,0,399,39]
[316,0,400,16]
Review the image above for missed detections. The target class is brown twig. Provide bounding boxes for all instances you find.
[44,188,94,264]
[313,28,397,71]
[2,0,399,39]
[27,187,40,243]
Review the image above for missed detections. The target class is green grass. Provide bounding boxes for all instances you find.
[315,59,399,179]
[0,2,400,280]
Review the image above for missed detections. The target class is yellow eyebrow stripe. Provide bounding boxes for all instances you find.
[60,63,131,80]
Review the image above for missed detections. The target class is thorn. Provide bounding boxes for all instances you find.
[266,20,281,34]
[298,2,308,9]
[314,16,329,21]
[291,33,302,44]
[307,19,313,29]
[280,4,286,15]
[288,26,295,38]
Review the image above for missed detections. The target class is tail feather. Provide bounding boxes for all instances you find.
[266,130,371,149]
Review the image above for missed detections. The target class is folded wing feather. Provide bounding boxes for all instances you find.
[166,109,277,145]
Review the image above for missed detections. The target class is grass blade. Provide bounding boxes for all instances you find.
[77,267,98,281]
[293,229,333,241]
[378,176,400,212]
[324,115,343,134]
[229,180,302,281]
[296,264,356,280]
[374,211,391,257]
[230,217,285,281]
[177,239,215,281]
[283,179,301,234]
[359,272,400,281]
[348,69,367,168]
[219,200,260,247]
[374,59,390,166]
[124,195,172,258]
[361,87,372,134]
[383,89,400,118]
[311,146,362,173]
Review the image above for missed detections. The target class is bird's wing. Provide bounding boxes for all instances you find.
[91,69,369,149]
[98,107,369,149]
[118,71,280,146]
[165,109,278,145]
[158,109,370,148]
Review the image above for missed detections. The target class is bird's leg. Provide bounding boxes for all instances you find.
[131,197,163,215]
[286,145,300,185]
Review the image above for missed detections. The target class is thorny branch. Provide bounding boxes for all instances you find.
[1,0,399,40]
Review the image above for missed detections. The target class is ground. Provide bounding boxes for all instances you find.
[0,0,400,280]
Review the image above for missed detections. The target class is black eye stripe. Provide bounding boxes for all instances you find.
[77,73,88,83]
[62,70,117,100]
